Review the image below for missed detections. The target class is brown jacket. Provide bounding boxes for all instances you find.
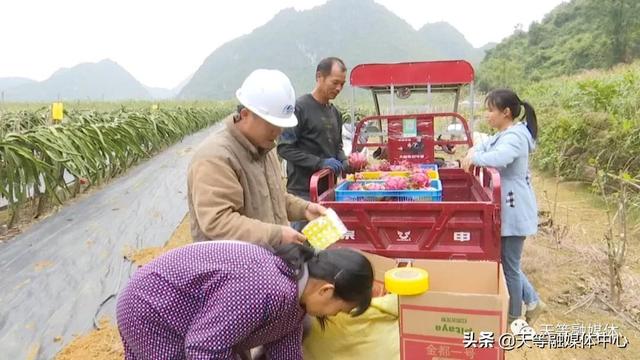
[187,116,309,245]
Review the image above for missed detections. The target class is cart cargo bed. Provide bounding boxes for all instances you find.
[310,167,501,261]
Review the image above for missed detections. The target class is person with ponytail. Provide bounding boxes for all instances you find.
[461,89,546,332]
[116,241,373,359]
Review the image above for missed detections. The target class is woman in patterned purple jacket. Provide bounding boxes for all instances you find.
[116,241,374,359]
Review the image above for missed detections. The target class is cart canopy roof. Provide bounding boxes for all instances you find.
[349,60,474,90]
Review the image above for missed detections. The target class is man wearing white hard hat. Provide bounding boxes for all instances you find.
[187,69,327,246]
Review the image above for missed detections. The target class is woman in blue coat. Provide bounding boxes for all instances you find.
[462,89,546,330]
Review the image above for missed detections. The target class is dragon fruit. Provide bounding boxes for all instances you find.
[349,181,386,191]
[365,160,391,172]
[378,160,391,171]
[367,163,381,171]
[389,160,413,172]
[364,182,386,191]
[409,171,430,189]
[348,152,368,171]
[384,176,409,190]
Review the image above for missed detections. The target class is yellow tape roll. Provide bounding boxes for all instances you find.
[384,267,429,295]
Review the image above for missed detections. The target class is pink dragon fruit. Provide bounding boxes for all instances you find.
[364,182,386,191]
[348,152,368,171]
[390,160,413,172]
[348,182,364,191]
[367,163,381,171]
[399,160,412,169]
[384,176,409,190]
[365,160,391,172]
[409,171,430,189]
[378,160,391,171]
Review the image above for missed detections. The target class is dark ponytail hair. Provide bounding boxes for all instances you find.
[274,243,374,319]
[485,89,538,140]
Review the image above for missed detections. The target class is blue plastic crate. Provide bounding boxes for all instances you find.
[335,179,442,202]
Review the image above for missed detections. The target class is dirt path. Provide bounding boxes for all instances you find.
[54,216,193,360]
[0,124,221,360]
[505,172,640,359]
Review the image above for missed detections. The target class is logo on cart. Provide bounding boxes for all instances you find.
[454,232,471,242]
[342,230,355,240]
[396,231,412,242]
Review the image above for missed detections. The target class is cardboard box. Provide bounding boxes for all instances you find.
[365,252,509,360]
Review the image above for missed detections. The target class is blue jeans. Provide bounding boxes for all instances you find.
[290,193,310,232]
[501,236,539,318]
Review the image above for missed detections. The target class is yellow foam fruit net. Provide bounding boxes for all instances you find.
[303,294,400,360]
[425,168,439,180]
[384,267,429,295]
[346,169,439,181]
[302,208,348,250]
[358,170,412,179]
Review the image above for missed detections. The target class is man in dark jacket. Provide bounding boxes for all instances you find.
[277,57,348,231]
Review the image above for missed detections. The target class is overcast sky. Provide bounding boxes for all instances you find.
[1,0,567,89]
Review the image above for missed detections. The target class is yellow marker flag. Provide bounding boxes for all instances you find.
[52,102,64,122]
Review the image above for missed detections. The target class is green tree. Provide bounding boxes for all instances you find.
[477,0,640,88]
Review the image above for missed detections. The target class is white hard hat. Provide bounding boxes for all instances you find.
[235,69,298,128]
